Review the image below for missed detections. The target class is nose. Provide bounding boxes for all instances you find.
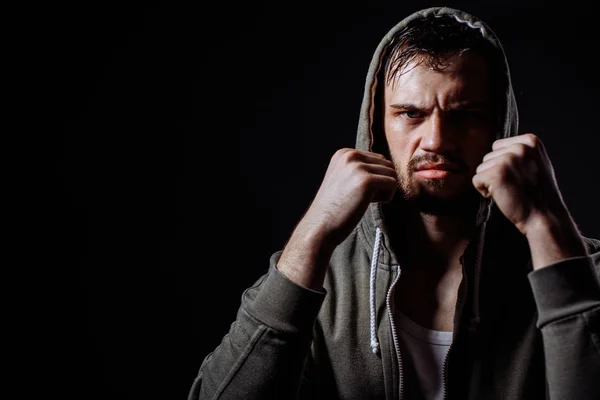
[419,113,457,153]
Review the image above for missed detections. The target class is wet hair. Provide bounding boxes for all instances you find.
[370,15,507,157]
[384,15,502,86]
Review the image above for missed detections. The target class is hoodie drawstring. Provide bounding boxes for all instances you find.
[369,202,490,352]
[369,227,383,354]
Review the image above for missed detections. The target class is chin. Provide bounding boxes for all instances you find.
[404,184,480,216]
[416,195,479,216]
[416,178,463,196]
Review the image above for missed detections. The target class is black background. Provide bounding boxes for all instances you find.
[28,0,600,399]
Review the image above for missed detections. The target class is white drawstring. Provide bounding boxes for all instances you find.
[370,227,383,354]
[368,202,489,349]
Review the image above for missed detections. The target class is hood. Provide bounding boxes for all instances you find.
[356,6,518,151]
[359,7,520,354]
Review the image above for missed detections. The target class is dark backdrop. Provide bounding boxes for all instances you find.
[35,1,600,399]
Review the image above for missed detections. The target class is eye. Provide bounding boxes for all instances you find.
[401,110,423,119]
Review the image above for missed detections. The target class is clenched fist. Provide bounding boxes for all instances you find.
[277,148,397,289]
[301,148,398,247]
[472,133,566,236]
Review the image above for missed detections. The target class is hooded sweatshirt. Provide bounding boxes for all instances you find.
[188,7,600,400]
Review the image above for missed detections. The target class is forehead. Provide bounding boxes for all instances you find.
[385,52,492,103]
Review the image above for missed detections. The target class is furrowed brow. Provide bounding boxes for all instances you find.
[389,103,424,110]
[451,101,491,110]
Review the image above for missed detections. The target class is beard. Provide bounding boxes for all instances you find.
[394,153,481,216]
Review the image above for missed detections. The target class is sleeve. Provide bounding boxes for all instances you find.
[527,238,600,400]
[187,251,326,400]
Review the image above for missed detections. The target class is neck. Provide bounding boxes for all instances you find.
[385,197,480,271]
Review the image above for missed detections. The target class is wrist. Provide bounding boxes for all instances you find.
[277,224,334,290]
[522,211,564,238]
[288,221,336,256]
[524,210,588,270]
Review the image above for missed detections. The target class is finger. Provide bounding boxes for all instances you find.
[472,169,492,198]
[481,148,506,163]
[363,150,388,159]
[357,150,395,167]
[476,155,504,174]
[481,144,525,163]
[362,163,398,178]
[492,133,540,151]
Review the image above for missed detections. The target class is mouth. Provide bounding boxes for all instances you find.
[414,162,464,179]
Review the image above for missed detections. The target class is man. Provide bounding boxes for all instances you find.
[188,7,600,400]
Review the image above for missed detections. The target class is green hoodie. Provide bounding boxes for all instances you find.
[188,7,600,400]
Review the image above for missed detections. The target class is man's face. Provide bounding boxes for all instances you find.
[383,52,496,215]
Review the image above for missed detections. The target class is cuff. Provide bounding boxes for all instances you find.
[528,255,600,328]
[244,252,326,334]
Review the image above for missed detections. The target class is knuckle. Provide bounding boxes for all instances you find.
[344,150,361,163]
[333,148,349,160]
[355,176,371,193]
[358,168,375,185]
[506,152,520,165]
[525,133,539,147]
[516,143,528,157]
[497,164,510,180]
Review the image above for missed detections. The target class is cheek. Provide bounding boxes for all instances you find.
[384,119,416,164]
[386,135,411,166]
[465,137,494,171]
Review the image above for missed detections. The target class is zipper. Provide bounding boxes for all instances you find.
[442,253,468,400]
[386,266,403,400]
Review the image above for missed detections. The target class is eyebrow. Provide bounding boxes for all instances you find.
[389,101,491,110]
[389,103,423,110]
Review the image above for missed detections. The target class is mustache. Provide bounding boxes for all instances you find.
[408,153,468,171]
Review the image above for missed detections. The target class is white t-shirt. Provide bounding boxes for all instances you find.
[396,310,453,400]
